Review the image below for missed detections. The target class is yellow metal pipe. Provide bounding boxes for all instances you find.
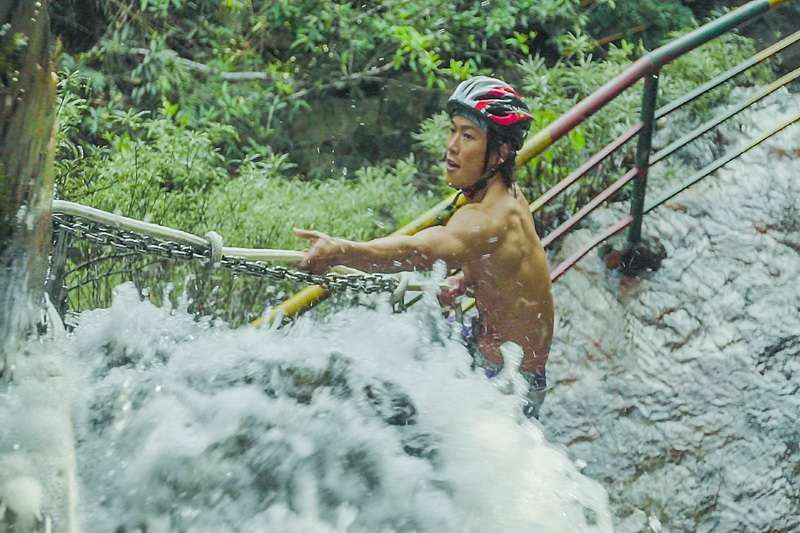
[253,285,330,327]
[515,129,555,169]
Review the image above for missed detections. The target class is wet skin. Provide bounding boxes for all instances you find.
[296,115,554,373]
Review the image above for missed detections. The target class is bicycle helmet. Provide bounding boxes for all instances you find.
[446,76,532,198]
[446,76,531,150]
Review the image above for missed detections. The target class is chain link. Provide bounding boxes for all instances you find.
[53,215,398,294]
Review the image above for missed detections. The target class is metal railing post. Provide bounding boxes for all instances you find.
[45,227,70,320]
[628,71,660,245]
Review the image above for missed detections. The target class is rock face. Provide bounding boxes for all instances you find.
[541,89,800,531]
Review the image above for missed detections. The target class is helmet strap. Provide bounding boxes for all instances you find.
[456,139,502,200]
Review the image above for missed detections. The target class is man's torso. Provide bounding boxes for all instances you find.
[459,182,554,373]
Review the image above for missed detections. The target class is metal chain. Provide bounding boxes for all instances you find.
[52,215,398,294]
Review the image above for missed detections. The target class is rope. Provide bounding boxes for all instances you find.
[204,231,224,266]
[50,200,439,295]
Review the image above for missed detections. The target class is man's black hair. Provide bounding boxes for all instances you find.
[485,130,516,187]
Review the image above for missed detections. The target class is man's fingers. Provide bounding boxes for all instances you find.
[294,228,322,241]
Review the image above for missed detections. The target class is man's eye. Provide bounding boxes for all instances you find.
[464,133,474,140]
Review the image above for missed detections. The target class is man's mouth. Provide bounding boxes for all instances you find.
[447,158,460,171]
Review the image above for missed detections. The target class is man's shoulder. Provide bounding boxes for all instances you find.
[448,201,498,228]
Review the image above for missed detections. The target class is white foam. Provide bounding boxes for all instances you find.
[1,476,42,529]
[3,283,611,532]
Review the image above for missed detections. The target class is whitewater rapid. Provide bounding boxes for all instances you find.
[1,284,611,532]
[2,83,798,533]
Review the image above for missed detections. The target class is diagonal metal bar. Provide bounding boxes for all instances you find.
[549,111,800,284]
[530,125,641,214]
[541,167,639,248]
[529,32,800,215]
[646,109,800,213]
[550,215,634,283]
[275,0,799,320]
[656,29,800,119]
[651,65,800,166]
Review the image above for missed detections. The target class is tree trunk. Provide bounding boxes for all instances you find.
[0,0,57,378]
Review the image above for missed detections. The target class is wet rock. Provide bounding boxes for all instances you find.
[544,94,800,531]
[363,379,417,426]
[401,433,438,461]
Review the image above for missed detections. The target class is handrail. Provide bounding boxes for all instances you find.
[549,108,800,282]
[645,109,800,214]
[529,29,800,216]
[655,29,800,118]
[273,0,796,322]
[528,126,641,215]
[541,167,639,248]
[51,200,438,292]
[650,65,800,165]
[517,0,792,168]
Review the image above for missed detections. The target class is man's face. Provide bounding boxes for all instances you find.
[446,115,490,188]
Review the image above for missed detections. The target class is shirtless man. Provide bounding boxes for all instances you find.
[295,76,554,418]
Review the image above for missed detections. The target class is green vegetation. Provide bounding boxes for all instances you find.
[49,0,774,320]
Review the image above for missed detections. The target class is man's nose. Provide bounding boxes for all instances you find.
[447,134,459,154]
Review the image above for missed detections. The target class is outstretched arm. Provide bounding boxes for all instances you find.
[295,205,501,274]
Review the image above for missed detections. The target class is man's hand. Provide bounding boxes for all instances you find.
[294,228,349,274]
[438,273,467,307]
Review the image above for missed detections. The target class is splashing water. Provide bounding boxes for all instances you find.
[1,284,611,532]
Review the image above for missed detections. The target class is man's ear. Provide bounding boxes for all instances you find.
[497,143,511,164]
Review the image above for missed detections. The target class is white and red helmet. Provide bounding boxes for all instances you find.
[446,76,532,150]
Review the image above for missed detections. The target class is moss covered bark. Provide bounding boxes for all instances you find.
[0,0,57,375]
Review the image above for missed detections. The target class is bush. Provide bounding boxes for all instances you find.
[50,1,775,320]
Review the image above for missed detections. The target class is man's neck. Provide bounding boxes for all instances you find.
[465,174,504,203]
